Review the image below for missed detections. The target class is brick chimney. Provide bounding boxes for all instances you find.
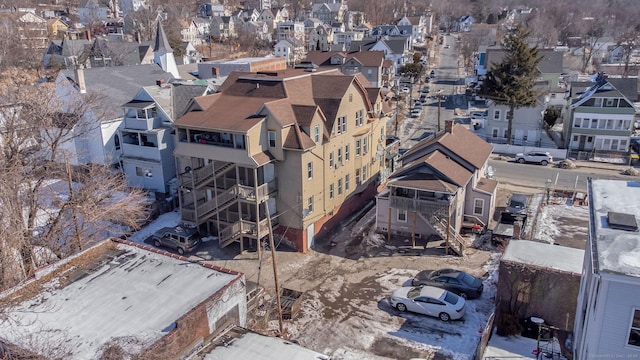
[75,65,87,94]
[444,119,453,133]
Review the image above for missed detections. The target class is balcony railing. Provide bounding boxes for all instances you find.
[181,162,234,189]
[182,186,238,224]
[389,195,453,217]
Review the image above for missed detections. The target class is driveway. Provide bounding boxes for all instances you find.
[190,208,496,359]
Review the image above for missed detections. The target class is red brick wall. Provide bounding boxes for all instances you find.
[249,58,287,72]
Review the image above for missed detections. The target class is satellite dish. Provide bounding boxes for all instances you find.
[185,166,192,173]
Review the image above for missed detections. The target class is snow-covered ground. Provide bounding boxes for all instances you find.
[484,333,567,360]
[532,195,589,247]
[278,252,502,360]
[128,211,181,244]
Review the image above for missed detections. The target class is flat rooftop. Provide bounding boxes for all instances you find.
[206,56,280,64]
[204,327,329,360]
[0,240,241,359]
[502,240,584,274]
[590,179,640,277]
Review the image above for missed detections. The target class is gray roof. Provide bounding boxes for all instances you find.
[348,39,377,52]
[382,37,409,54]
[608,78,638,102]
[90,38,154,67]
[371,25,399,36]
[502,240,584,274]
[172,82,210,119]
[486,48,563,74]
[537,50,564,74]
[61,64,174,119]
[154,21,173,53]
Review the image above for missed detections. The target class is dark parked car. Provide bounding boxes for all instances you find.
[411,269,484,299]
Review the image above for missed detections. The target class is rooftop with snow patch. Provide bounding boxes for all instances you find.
[502,240,584,274]
[0,239,242,359]
[590,179,640,277]
[204,327,329,360]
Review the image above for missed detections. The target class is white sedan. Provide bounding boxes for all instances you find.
[389,286,466,321]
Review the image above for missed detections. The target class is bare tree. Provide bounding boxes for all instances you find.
[0,70,150,290]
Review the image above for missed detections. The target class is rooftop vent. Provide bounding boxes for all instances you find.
[607,211,638,232]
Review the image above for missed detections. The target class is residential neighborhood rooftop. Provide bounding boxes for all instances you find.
[60,64,174,119]
[203,327,329,360]
[589,179,640,277]
[502,239,585,274]
[0,239,242,359]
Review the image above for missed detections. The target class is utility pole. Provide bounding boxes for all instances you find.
[437,90,442,132]
[394,79,399,137]
[264,201,284,336]
[66,160,83,252]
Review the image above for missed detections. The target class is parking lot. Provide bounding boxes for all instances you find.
[156,208,498,359]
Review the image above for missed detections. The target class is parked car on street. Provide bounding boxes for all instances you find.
[151,226,200,255]
[411,269,484,299]
[421,85,430,93]
[515,151,553,166]
[401,87,410,94]
[389,286,466,321]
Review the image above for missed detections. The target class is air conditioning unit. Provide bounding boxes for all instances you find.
[336,161,342,168]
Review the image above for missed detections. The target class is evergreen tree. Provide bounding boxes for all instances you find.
[480,24,542,145]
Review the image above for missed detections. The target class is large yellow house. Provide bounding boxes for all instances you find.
[173,68,388,252]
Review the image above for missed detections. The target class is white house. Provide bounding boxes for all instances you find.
[276,21,305,42]
[473,101,546,146]
[53,65,174,167]
[370,36,411,74]
[274,38,305,65]
[78,0,114,25]
[573,179,640,359]
[119,0,147,14]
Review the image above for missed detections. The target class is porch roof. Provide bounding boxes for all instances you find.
[390,173,457,193]
[122,100,154,109]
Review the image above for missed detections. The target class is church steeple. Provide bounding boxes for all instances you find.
[154,20,173,53]
[153,20,179,78]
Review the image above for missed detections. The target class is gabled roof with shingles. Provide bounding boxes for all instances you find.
[486,48,563,74]
[283,123,316,150]
[396,150,472,187]
[608,78,638,102]
[348,39,377,52]
[570,75,637,107]
[175,68,373,145]
[476,177,498,194]
[390,173,458,193]
[403,124,493,170]
[303,50,385,68]
[60,64,174,120]
[382,37,410,54]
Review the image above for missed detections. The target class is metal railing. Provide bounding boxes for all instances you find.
[390,195,453,216]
